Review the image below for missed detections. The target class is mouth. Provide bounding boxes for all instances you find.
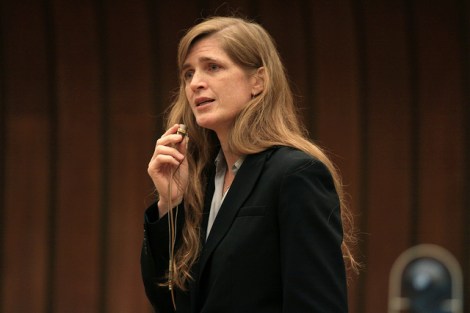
[195,97,215,107]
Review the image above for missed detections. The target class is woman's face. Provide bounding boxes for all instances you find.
[182,36,259,137]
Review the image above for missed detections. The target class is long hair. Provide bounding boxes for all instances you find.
[165,16,359,290]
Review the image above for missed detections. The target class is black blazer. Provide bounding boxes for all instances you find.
[141,146,348,313]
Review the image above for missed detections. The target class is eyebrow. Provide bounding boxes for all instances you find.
[181,56,220,72]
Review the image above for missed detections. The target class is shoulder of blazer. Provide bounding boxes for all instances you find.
[264,145,322,169]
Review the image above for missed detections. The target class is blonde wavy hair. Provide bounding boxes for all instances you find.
[164,16,358,290]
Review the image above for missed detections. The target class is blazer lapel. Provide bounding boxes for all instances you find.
[200,165,215,241]
[197,149,271,279]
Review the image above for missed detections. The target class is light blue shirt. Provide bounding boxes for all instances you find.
[206,150,244,239]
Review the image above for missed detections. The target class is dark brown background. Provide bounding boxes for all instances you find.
[1,0,469,312]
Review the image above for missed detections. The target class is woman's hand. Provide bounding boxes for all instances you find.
[148,124,189,218]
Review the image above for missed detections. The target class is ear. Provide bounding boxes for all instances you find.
[251,67,265,97]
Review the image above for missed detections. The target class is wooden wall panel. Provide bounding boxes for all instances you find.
[103,0,155,312]
[1,1,469,312]
[257,0,312,130]
[462,0,470,309]
[413,1,468,307]
[308,2,362,312]
[360,1,414,312]
[149,0,201,125]
[50,1,102,312]
[414,0,466,255]
[1,1,50,312]
[202,0,257,16]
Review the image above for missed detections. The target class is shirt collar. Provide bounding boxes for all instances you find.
[214,150,245,173]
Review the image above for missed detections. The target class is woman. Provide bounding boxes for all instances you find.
[142,16,357,313]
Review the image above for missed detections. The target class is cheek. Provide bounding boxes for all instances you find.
[226,79,252,101]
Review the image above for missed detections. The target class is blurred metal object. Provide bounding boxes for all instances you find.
[177,124,187,138]
[388,244,463,313]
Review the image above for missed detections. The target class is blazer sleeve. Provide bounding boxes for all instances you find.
[141,203,186,313]
[278,158,348,313]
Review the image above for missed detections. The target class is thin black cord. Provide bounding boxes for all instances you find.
[167,124,187,311]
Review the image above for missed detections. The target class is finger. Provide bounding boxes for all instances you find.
[152,153,183,168]
[156,134,183,148]
[162,124,180,137]
[148,155,182,181]
[159,124,182,143]
[156,125,187,149]
[154,144,185,163]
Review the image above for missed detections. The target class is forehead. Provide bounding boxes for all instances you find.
[183,36,229,66]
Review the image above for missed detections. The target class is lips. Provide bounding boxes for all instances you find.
[195,97,215,107]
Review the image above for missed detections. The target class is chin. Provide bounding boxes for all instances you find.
[195,115,231,134]
[195,118,216,131]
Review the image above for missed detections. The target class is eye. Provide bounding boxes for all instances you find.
[183,70,194,81]
[208,63,221,72]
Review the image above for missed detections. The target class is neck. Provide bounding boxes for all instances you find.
[217,133,239,170]
[221,145,239,170]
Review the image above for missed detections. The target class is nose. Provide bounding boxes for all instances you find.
[188,71,207,91]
